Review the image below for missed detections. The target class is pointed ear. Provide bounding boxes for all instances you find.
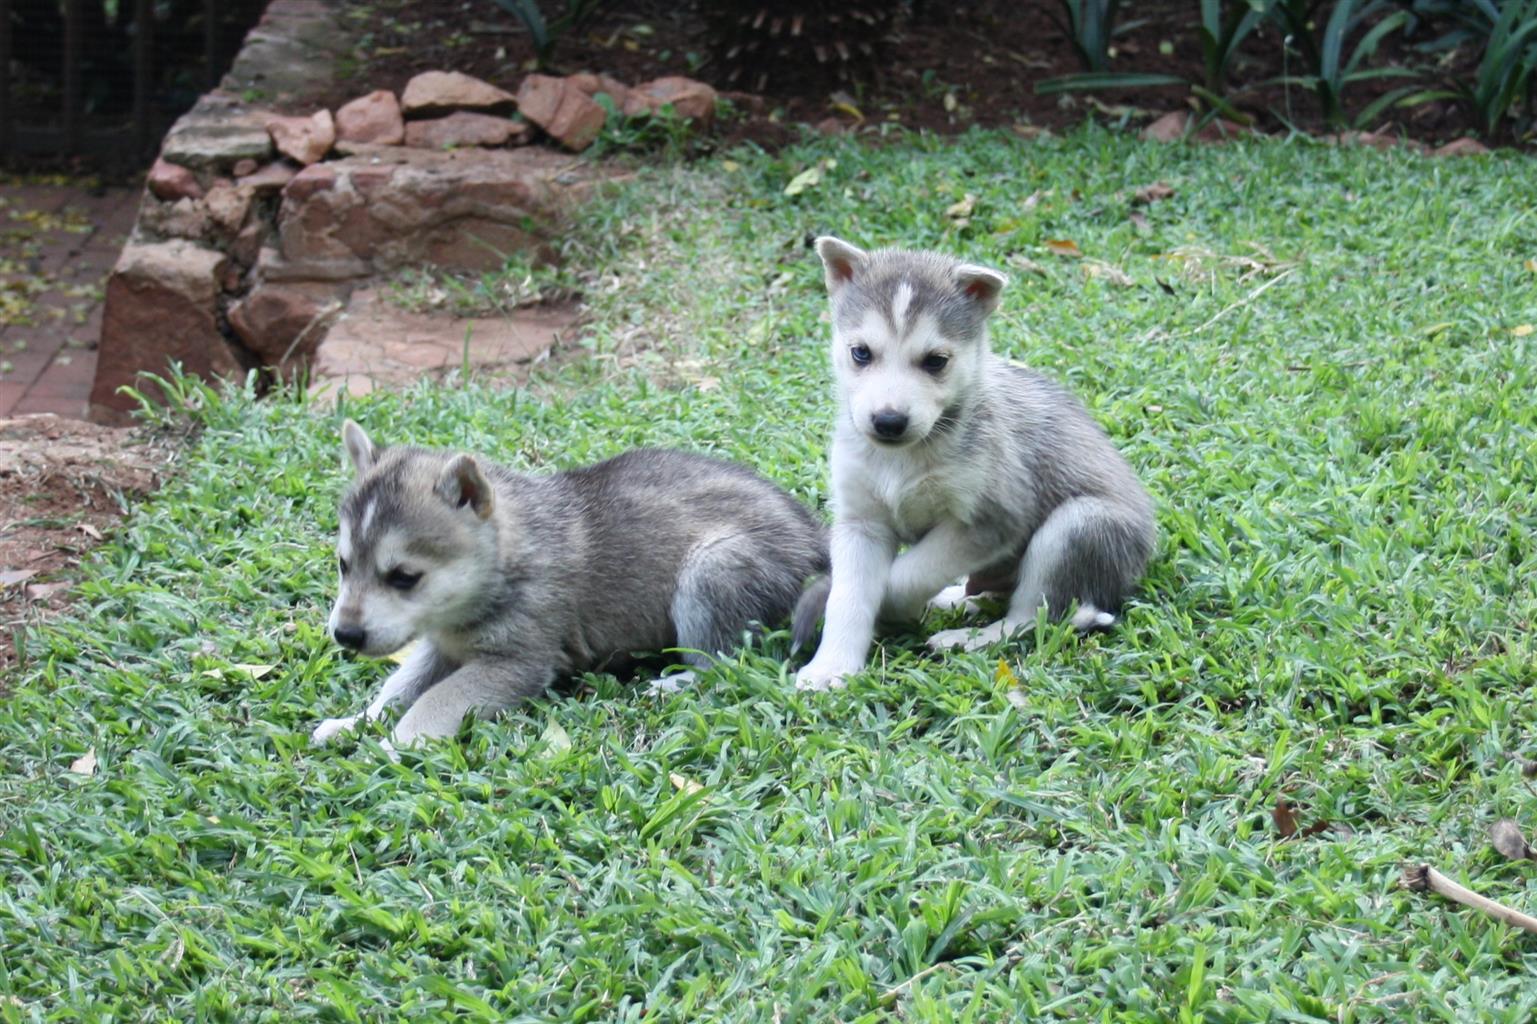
[815,236,867,294]
[341,419,375,475]
[953,263,1008,315]
[435,454,494,520]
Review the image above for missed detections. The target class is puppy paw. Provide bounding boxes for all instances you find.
[927,584,981,615]
[928,620,1010,652]
[647,670,697,696]
[310,715,361,746]
[794,662,851,691]
[1070,604,1116,631]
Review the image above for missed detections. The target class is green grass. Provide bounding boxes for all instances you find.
[4,126,1537,1021]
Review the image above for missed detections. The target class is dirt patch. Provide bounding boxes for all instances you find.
[330,0,1494,152]
[0,415,173,681]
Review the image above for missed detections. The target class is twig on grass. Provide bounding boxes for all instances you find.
[1178,267,1298,338]
[1401,863,1537,934]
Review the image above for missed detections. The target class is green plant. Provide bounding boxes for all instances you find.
[1270,0,1418,127]
[1397,0,1537,137]
[1051,0,1130,72]
[484,0,614,68]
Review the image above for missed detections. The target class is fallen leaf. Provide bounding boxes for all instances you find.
[1129,211,1150,232]
[1007,254,1048,277]
[945,193,977,221]
[24,581,70,601]
[1273,797,1300,839]
[1020,189,1045,212]
[721,159,740,173]
[1133,181,1176,204]
[1045,238,1082,258]
[539,719,572,758]
[1510,753,1537,777]
[1492,819,1534,860]
[669,771,704,795]
[829,98,865,122]
[201,663,275,681]
[77,523,103,541]
[784,166,821,197]
[1512,324,1533,337]
[1083,260,1134,287]
[0,569,38,587]
[943,92,958,113]
[69,748,98,777]
[1525,258,1535,273]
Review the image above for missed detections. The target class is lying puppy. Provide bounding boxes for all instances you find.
[314,421,828,748]
[794,238,1155,691]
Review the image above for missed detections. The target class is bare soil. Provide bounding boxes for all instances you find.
[0,415,173,681]
[333,0,1493,151]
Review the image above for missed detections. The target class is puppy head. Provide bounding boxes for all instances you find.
[328,421,500,657]
[815,237,1007,447]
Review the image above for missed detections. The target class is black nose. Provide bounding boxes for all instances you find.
[872,410,909,440]
[334,625,366,651]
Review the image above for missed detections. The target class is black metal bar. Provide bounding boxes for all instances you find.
[134,0,153,159]
[205,0,220,91]
[0,0,13,160]
[63,0,83,153]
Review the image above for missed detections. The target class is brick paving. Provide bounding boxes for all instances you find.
[0,182,139,419]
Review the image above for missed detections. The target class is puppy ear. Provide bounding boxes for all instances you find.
[815,236,867,293]
[341,419,375,475]
[435,454,494,519]
[953,263,1008,315]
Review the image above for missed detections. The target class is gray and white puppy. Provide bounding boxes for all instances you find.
[314,421,828,748]
[793,238,1155,691]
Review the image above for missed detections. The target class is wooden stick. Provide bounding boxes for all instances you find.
[1402,864,1537,934]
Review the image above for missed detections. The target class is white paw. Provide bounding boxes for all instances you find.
[927,584,981,615]
[647,670,697,696]
[1070,604,1117,631]
[310,715,361,746]
[928,620,1011,652]
[795,661,851,691]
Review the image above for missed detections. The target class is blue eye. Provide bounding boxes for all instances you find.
[850,344,873,366]
[921,352,949,373]
[385,568,422,591]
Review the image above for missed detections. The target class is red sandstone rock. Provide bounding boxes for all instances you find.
[401,71,516,115]
[232,158,259,177]
[1433,137,1489,157]
[147,158,203,201]
[140,196,211,240]
[91,240,247,416]
[275,146,598,274]
[227,279,349,369]
[336,90,405,145]
[204,182,253,234]
[266,110,335,165]
[236,160,297,196]
[516,75,606,151]
[568,72,630,108]
[404,112,529,149]
[624,76,718,124]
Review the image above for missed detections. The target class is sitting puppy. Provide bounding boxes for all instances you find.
[794,238,1155,691]
[314,421,828,748]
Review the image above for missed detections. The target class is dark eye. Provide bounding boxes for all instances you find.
[850,344,873,366]
[338,556,350,576]
[385,568,422,592]
[921,352,949,374]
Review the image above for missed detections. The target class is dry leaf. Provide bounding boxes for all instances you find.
[1045,239,1082,258]
[669,772,704,795]
[201,663,275,681]
[784,159,835,197]
[1526,258,1536,273]
[721,159,741,173]
[945,193,977,221]
[0,569,38,588]
[1512,324,1533,337]
[1491,819,1534,861]
[1020,189,1045,213]
[1129,211,1150,232]
[943,92,958,113]
[1273,797,1300,839]
[1083,260,1134,287]
[69,748,98,777]
[1006,254,1048,277]
[1133,181,1175,204]
[539,719,572,758]
[25,581,70,601]
[77,523,103,541]
[1510,753,1537,778]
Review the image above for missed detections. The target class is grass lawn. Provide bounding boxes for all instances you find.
[3,126,1537,1022]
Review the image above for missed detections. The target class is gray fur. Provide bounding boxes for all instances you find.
[795,238,1155,688]
[316,426,828,748]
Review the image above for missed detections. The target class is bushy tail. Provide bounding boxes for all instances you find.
[790,574,831,654]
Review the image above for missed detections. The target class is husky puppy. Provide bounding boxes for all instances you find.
[793,238,1155,691]
[314,421,828,748]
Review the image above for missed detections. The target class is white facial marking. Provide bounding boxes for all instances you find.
[891,282,914,337]
[358,499,376,539]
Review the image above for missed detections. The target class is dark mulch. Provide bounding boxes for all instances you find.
[334,0,1492,150]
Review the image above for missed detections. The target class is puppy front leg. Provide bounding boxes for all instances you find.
[795,520,896,691]
[881,521,994,623]
[389,658,556,748]
[310,641,453,745]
